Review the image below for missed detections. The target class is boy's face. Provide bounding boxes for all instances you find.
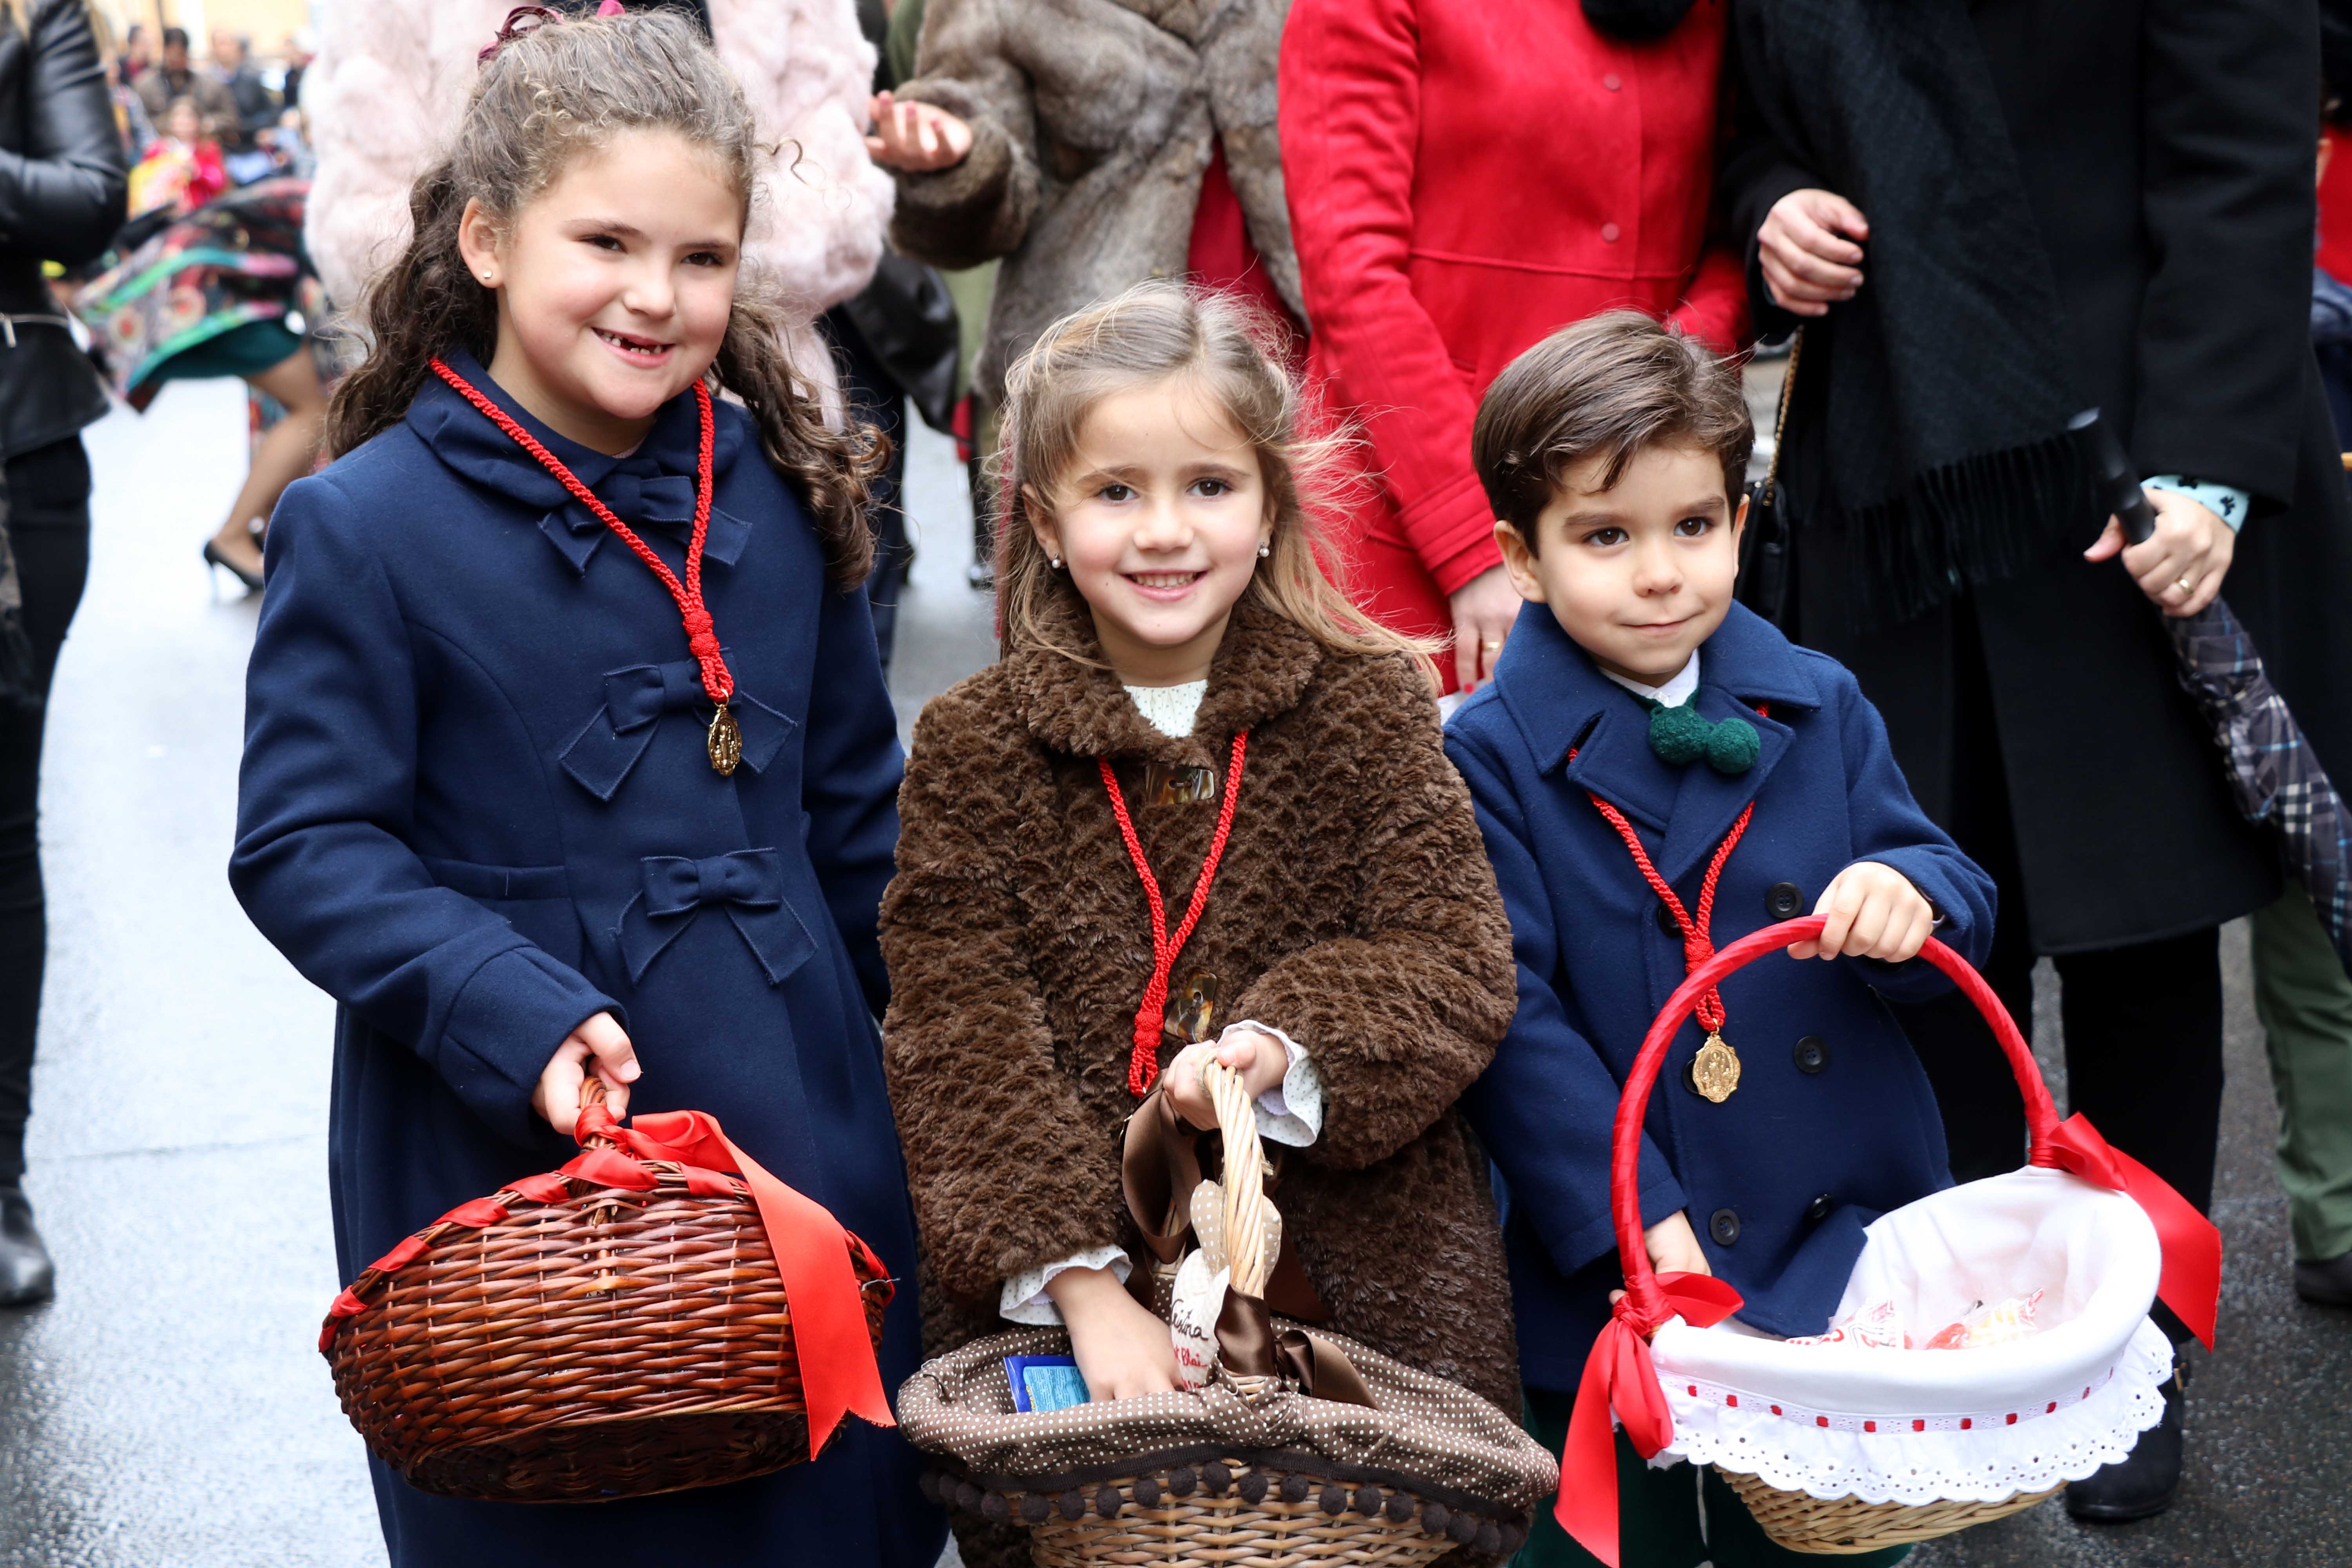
[1494,441,1746,686]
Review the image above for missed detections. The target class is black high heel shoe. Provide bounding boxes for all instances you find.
[202,537,265,594]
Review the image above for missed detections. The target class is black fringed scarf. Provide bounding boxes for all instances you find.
[1735,0,2098,625]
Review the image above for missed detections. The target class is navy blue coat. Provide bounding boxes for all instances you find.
[1444,604,1995,1392]
[230,358,943,1568]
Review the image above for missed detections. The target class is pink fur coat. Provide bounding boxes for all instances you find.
[301,0,892,334]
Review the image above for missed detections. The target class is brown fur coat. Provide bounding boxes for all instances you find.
[887,0,1300,403]
[882,594,1521,1421]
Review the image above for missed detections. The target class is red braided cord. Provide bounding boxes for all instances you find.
[1100,731,1250,1097]
[1572,703,1768,1033]
[429,359,733,706]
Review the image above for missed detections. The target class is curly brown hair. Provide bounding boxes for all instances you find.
[321,8,880,588]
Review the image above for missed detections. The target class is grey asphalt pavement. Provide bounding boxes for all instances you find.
[1,375,2344,1568]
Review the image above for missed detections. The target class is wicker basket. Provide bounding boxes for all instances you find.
[321,1081,892,1503]
[901,1063,1555,1565]
[1594,917,2158,1555]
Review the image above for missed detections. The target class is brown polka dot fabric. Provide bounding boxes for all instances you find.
[899,1321,1559,1521]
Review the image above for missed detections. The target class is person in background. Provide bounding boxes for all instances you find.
[1278,0,1749,700]
[133,26,236,150]
[1725,0,2352,1521]
[207,29,277,147]
[125,95,224,216]
[866,0,1303,599]
[0,0,131,1308]
[120,19,148,81]
[102,48,156,163]
[278,29,312,112]
[2258,22,2352,1314]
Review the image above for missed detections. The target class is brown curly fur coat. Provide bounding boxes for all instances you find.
[880,593,1522,1564]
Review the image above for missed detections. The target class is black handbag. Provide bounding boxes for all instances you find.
[1737,328,1801,631]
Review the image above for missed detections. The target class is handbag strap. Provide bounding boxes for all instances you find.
[1760,327,1804,494]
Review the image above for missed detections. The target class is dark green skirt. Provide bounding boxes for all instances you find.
[1515,1387,1911,1568]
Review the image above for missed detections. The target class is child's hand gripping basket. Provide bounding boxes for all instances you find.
[898,1062,1559,1565]
[319,1081,897,1502]
[1559,916,2223,1562]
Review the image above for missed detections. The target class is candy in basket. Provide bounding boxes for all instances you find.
[898,1062,1559,1565]
[1558,917,2223,1560]
[319,1080,897,1502]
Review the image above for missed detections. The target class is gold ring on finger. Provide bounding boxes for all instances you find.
[2175,573,2196,593]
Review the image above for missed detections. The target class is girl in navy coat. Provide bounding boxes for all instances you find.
[227,13,939,1567]
[1442,315,1996,1566]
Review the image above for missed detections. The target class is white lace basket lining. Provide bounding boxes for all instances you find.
[1641,1168,2174,1504]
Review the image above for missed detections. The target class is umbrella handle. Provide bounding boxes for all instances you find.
[2069,408,2158,546]
[1611,917,2063,1328]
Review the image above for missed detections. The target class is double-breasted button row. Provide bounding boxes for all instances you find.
[1658,883,1807,929]
[1681,1033,1833,1095]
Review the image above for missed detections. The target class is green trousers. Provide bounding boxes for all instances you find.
[1514,1387,1909,1568]
[2252,884,2352,1262]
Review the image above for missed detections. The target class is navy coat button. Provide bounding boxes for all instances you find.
[1655,899,1681,935]
[1794,1035,1830,1074]
[1708,1208,1741,1247]
[1805,1192,1835,1225]
[1767,881,1804,918]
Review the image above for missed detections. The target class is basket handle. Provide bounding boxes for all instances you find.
[1200,1058,1273,1298]
[1612,916,2060,1328]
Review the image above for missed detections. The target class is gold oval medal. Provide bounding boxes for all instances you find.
[1691,1032,1741,1104]
[707,702,742,775]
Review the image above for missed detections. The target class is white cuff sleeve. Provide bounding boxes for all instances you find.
[999,1246,1132,1325]
[2142,475,2250,533]
[1221,1020,1323,1147]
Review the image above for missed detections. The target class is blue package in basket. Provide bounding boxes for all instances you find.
[1005,1354,1090,1414]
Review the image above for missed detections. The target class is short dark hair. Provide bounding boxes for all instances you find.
[1472,311,1753,550]
[162,25,189,49]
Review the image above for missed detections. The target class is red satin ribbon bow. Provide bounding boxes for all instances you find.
[2045,1111,2221,1350]
[1557,1272,1746,1568]
[321,1106,895,1459]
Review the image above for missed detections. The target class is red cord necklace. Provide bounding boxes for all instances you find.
[1572,702,1767,1103]
[429,358,742,775]
[1101,732,1249,1097]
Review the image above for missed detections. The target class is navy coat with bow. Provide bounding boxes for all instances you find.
[1444,604,1996,1392]
[230,358,942,1568]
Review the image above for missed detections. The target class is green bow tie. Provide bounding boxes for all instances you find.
[1642,697,1759,774]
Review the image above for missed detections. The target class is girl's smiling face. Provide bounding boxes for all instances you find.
[1029,374,1273,686]
[459,127,743,454]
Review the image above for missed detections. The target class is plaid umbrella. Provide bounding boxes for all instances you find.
[2075,411,2352,976]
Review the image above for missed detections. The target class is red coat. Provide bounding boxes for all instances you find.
[1279,0,1748,679]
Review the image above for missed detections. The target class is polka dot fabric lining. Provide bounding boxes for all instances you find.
[898,1322,1558,1542]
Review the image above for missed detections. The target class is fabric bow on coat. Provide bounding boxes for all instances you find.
[616,848,814,984]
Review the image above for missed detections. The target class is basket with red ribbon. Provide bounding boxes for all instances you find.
[319,1080,897,1502]
[1557,916,2223,1561]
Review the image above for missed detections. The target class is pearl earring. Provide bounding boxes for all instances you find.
[1049,556,1062,570]
[1258,542,1272,558]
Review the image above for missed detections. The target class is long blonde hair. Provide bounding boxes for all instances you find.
[995,282,1432,673]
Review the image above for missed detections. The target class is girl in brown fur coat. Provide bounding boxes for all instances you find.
[879,284,1524,1559]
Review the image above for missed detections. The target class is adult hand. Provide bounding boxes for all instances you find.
[2082,488,2234,617]
[1047,1263,1181,1401]
[1164,1031,1287,1127]
[864,90,973,172]
[530,1011,640,1136]
[1790,862,1936,963]
[1448,565,1522,693]
[1759,189,1869,318]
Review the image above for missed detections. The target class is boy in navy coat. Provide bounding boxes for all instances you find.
[1443,314,1998,1567]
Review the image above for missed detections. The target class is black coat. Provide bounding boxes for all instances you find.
[0,0,124,460]
[1727,0,2352,953]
